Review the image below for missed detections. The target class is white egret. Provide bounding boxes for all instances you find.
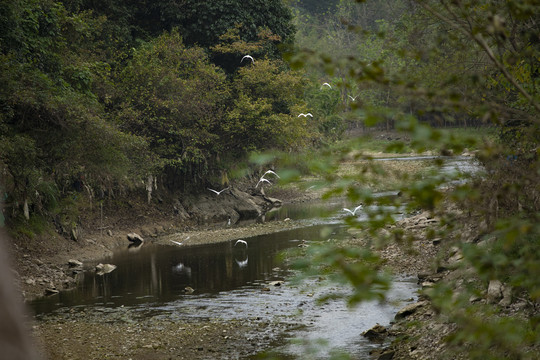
[298,113,313,118]
[256,177,272,188]
[241,55,254,64]
[234,239,248,248]
[170,235,190,246]
[343,205,363,216]
[321,82,332,89]
[263,170,280,179]
[348,95,358,101]
[208,187,229,195]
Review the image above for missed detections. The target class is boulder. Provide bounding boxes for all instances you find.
[487,280,504,304]
[487,280,512,306]
[95,263,117,275]
[68,259,83,268]
[395,300,429,320]
[378,350,395,360]
[127,233,144,245]
[499,285,513,307]
[362,323,388,341]
[45,287,59,295]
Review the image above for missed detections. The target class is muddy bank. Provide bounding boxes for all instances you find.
[33,311,290,360]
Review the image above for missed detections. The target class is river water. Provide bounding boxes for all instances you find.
[30,155,480,358]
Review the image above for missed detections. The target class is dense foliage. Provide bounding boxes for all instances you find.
[283,0,540,358]
[0,0,312,225]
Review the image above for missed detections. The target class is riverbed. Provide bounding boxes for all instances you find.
[29,155,480,359]
[31,197,420,359]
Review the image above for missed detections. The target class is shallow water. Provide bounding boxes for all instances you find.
[31,214,417,359]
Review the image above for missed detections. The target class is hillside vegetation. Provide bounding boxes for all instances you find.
[1,1,540,358]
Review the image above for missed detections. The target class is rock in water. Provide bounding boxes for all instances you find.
[68,259,83,268]
[95,263,117,275]
[362,323,388,341]
[395,300,429,320]
[127,233,144,245]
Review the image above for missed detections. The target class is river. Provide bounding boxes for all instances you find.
[30,155,480,358]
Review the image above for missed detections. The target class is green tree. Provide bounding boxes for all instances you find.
[0,0,149,223]
[116,31,230,187]
[175,0,295,51]
[215,31,312,158]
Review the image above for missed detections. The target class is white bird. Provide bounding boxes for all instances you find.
[298,113,313,118]
[241,55,254,64]
[321,82,332,89]
[348,95,358,101]
[256,177,272,188]
[234,239,248,248]
[170,235,190,246]
[208,187,229,195]
[343,205,363,216]
[263,170,280,179]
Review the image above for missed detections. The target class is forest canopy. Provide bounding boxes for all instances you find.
[0,0,310,222]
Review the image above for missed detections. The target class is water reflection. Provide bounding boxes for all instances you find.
[31,225,348,315]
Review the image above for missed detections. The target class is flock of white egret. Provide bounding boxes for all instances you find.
[171,57,365,266]
[240,54,357,122]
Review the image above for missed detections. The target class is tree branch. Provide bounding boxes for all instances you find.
[417,0,540,117]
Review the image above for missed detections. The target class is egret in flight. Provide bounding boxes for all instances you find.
[235,239,248,248]
[298,113,313,118]
[256,177,272,188]
[241,55,255,64]
[343,205,363,216]
[263,170,280,179]
[348,95,358,101]
[321,82,332,89]
[170,235,190,246]
[208,187,229,195]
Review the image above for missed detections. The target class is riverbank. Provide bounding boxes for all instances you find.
[28,199,481,360]
[14,151,517,360]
